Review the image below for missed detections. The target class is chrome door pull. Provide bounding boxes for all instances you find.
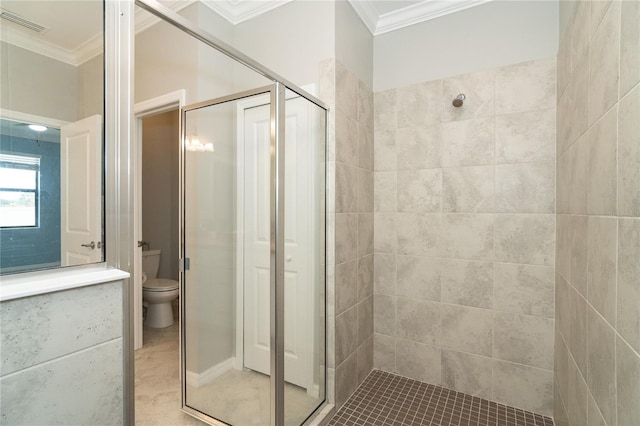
[81,241,96,249]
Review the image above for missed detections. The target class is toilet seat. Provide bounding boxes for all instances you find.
[143,278,178,292]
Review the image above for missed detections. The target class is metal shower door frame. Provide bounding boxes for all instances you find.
[133,2,329,425]
[178,84,286,425]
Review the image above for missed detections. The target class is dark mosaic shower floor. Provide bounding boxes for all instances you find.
[327,370,554,426]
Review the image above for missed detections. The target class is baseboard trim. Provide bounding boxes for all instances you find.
[185,357,235,388]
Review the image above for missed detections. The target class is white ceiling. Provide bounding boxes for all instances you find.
[0,0,492,65]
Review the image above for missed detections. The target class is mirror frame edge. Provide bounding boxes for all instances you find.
[104,1,135,425]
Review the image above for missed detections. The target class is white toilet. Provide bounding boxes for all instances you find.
[142,249,179,328]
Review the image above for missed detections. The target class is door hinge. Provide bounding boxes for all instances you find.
[179,258,190,272]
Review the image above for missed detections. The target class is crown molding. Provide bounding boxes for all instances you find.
[200,0,293,25]
[347,0,378,35]
[134,0,195,34]
[2,0,494,66]
[1,0,195,66]
[349,0,493,36]
[0,26,78,65]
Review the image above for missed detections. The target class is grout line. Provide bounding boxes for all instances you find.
[0,337,122,379]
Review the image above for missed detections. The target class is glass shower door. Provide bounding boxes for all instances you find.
[180,85,326,426]
[181,87,274,426]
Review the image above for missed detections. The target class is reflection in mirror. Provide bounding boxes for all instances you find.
[0,0,104,274]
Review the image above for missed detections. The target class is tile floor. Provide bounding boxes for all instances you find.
[135,319,320,426]
[327,370,555,426]
[135,322,203,426]
[136,322,553,426]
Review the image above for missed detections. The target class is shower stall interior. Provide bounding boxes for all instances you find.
[136,2,328,425]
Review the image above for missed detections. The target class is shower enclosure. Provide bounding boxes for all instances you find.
[136,2,328,425]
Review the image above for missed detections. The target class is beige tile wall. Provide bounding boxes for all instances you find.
[554,1,640,426]
[322,58,375,408]
[372,58,557,416]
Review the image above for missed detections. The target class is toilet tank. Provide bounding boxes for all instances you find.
[141,249,161,279]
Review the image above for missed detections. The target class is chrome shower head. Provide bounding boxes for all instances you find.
[452,94,465,107]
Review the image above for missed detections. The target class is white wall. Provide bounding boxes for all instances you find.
[0,42,78,122]
[335,0,373,88]
[373,0,559,91]
[233,0,335,90]
[77,54,104,120]
[134,4,200,104]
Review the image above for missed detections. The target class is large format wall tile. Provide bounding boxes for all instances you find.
[373,333,396,372]
[495,109,555,164]
[374,130,396,171]
[357,297,374,346]
[396,125,442,170]
[358,255,374,302]
[395,339,441,384]
[397,169,442,213]
[374,254,396,295]
[374,172,397,212]
[620,0,640,96]
[396,256,440,302]
[396,298,440,346]
[569,286,588,378]
[587,107,617,216]
[397,80,442,128]
[495,161,555,213]
[493,263,554,318]
[554,3,640,424]
[358,214,374,257]
[374,294,396,336]
[589,1,620,125]
[442,117,494,167]
[441,349,492,399]
[373,58,557,417]
[442,166,494,213]
[397,213,441,257]
[493,312,554,370]
[441,259,493,309]
[0,339,123,426]
[617,218,640,352]
[495,214,555,265]
[618,84,640,217]
[335,306,358,365]
[335,260,358,315]
[335,163,358,213]
[440,214,494,261]
[336,213,358,263]
[356,337,374,385]
[374,213,396,254]
[492,360,553,416]
[441,304,492,357]
[495,59,556,115]
[587,216,617,325]
[586,306,616,426]
[374,90,396,132]
[616,336,640,426]
[0,283,122,376]
[335,352,357,407]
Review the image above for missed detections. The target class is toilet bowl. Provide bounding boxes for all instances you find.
[142,249,179,328]
[142,278,179,328]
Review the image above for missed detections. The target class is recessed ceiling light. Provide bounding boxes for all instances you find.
[28,124,47,132]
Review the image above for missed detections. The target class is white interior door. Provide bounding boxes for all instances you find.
[243,99,313,390]
[60,115,102,266]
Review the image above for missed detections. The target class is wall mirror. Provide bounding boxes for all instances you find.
[0,0,104,274]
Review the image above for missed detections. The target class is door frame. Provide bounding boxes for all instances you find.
[234,85,320,395]
[133,90,185,350]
